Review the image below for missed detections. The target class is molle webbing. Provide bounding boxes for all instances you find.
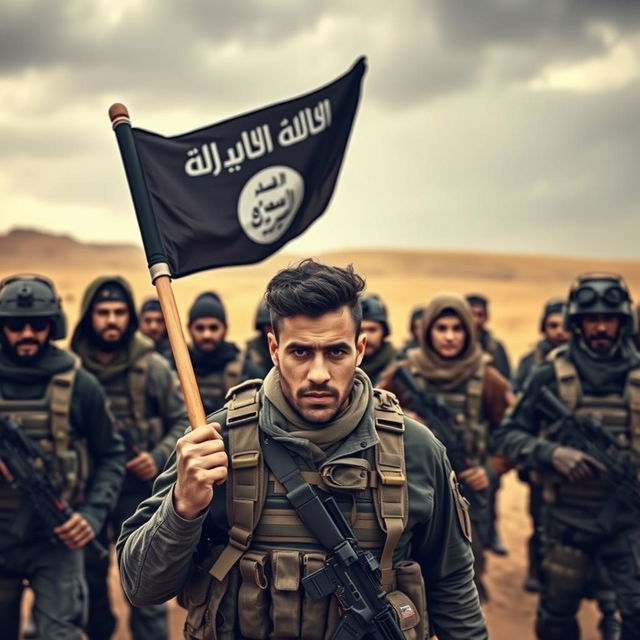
[210,382,408,594]
[210,379,267,581]
[372,389,408,592]
[129,354,149,427]
[0,358,84,502]
[552,353,640,455]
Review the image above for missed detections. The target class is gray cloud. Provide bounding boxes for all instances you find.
[0,0,639,259]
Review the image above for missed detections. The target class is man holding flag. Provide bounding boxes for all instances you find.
[109,59,486,638]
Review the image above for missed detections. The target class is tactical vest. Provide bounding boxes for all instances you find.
[544,351,640,506]
[409,361,488,463]
[101,352,162,451]
[0,360,89,514]
[196,353,244,416]
[183,381,427,640]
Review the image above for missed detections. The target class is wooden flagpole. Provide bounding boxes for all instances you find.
[108,103,207,432]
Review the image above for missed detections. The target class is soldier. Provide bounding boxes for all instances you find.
[117,260,488,639]
[465,292,511,557]
[359,294,397,385]
[514,298,569,394]
[397,305,425,359]
[0,274,125,640]
[514,298,569,593]
[185,291,261,414]
[378,293,511,602]
[494,272,640,639]
[71,276,188,640]
[466,293,511,380]
[139,297,172,362]
[243,300,272,379]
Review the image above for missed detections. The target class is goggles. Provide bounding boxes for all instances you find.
[573,284,629,309]
[3,317,52,332]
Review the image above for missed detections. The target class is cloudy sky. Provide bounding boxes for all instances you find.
[1,0,639,259]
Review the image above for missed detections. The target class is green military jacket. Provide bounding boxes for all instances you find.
[116,389,487,639]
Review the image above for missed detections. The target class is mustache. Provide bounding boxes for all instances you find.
[590,332,613,341]
[297,384,339,398]
[16,339,40,348]
[101,325,123,333]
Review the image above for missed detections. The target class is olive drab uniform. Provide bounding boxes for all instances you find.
[183,381,428,640]
[244,336,272,380]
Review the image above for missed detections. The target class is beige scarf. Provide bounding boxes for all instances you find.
[408,293,485,392]
[261,367,371,459]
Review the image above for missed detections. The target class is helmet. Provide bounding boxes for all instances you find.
[254,300,270,330]
[564,272,636,334]
[360,295,390,336]
[540,298,566,333]
[0,274,67,340]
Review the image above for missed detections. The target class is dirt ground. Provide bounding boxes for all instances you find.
[7,231,635,639]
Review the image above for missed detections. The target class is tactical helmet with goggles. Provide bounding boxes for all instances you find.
[564,272,636,334]
[0,274,67,340]
[360,295,390,337]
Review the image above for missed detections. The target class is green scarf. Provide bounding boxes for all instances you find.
[72,332,155,383]
[260,367,372,462]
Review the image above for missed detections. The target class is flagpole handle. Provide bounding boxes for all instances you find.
[109,103,209,432]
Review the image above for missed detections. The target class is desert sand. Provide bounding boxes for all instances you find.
[6,228,634,639]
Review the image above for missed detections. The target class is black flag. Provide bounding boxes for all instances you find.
[131,57,366,278]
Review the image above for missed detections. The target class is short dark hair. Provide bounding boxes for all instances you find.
[265,259,366,338]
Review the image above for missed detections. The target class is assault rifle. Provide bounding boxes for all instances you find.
[262,435,406,640]
[0,415,108,558]
[391,366,487,508]
[536,385,640,514]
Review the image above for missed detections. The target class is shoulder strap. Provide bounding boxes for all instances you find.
[466,360,485,426]
[372,388,408,593]
[128,351,153,425]
[551,351,581,411]
[210,379,266,581]
[625,368,640,456]
[49,357,79,462]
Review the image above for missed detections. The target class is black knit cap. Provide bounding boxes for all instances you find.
[93,282,129,304]
[188,292,226,325]
[140,297,162,314]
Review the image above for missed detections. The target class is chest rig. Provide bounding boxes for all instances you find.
[545,351,640,504]
[185,381,427,640]
[0,360,88,511]
[196,353,244,415]
[101,351,162,450]
[409,361,487,463]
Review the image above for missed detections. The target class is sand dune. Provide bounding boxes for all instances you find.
[4,228,628,639]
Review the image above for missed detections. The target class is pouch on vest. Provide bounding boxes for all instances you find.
[182,545,238,640]
[238,550,270,639]
[395,560,428,639]
[301,552,330,640]
[270,549,302,638]
[387,590,421,639]
[321,457,371,493]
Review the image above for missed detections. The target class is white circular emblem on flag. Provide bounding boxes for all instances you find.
[238,166,304,244]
